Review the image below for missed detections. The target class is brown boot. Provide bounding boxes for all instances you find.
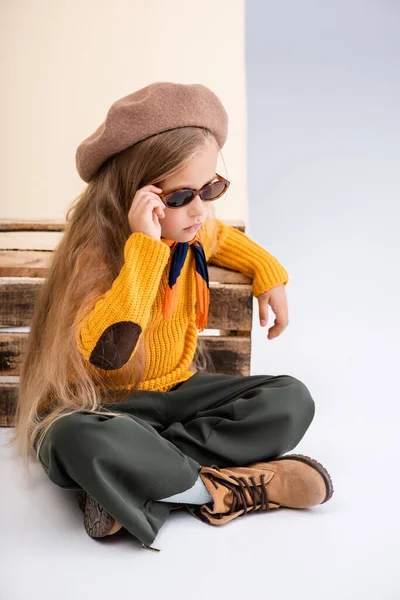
[185,453,334,525]
[77,489,123,538]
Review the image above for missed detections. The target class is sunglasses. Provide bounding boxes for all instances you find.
[157,173,230,209]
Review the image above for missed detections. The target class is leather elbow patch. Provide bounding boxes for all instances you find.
[89,321,142,370]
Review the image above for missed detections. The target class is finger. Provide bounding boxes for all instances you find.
[141,191,164,202]
[141,185,163,192]
[258,296,269,327]
[154,199,165,215]
[267,313,288,338]
[135,197,164,223]
[143,194,166,213]
[154,203,165,219]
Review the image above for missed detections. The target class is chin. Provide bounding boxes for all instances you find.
[182,230,197,239]
[162,226,197,241]
[176,229,195,240]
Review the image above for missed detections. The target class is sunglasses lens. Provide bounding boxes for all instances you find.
[200,181,227,201]
[166,190,194,208]
[164,179,229,208]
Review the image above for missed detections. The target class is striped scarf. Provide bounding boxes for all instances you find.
[161,233,210,332]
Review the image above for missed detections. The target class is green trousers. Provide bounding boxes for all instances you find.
[35,371,315,548]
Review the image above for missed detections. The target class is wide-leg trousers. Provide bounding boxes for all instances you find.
[35,371,315,548]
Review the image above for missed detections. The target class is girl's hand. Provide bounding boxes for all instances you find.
[128,185,166,240]
[257,283,289,339]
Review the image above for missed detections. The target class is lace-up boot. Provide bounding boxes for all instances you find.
[185,453,334,525]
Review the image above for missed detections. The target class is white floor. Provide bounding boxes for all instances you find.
[1,351,399,600]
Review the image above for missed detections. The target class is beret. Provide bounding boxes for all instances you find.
[75,81,229,182]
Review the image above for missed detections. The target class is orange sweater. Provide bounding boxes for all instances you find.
[75,218,289,393]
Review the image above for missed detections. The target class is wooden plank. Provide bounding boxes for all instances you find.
[0,322,251,376]
[0,251,52,277]
[0,220,66,232]
[0,219,246,233]
[0,220,244,252]
[0,335,251,427]
[199,335,251,376]
[0,218,248,277]
[0,278,44,326]
[208,283,253,330]
[0,252,251,284]
[0,279,253,329]
[0,231,63,251]
[0,379,18,427]
[209,266,250,284]
[0,332,24,375]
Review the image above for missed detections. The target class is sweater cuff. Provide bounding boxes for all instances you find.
[124,231,171,266]
[252,256,289,297]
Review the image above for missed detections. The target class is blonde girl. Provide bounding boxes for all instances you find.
[7,82,333,552]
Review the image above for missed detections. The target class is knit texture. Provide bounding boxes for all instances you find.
[75,218,289,393]
[75,82,228,182]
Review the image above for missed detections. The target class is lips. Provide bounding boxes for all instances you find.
[184,222,203,229]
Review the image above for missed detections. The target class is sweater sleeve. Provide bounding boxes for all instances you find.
[76,232,171,370]
[208,219,289,297]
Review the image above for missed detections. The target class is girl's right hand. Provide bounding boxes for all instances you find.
[128,185,166,240]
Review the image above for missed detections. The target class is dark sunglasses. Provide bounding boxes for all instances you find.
[157,173,230,209]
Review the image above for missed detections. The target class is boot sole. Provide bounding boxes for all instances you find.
[272,453,334,504]
[77,489,120,538]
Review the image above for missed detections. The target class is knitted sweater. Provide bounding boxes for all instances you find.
[75,218,289,393]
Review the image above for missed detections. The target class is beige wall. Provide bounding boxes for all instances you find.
[0,0,247,224]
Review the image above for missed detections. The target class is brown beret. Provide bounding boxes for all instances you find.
[75,81,229,182]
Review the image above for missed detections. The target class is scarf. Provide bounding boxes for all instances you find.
[160,233,210,332]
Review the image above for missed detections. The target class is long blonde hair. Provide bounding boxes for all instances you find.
[5,126,225,476]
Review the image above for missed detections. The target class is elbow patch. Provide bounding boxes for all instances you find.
[89,321,142,370]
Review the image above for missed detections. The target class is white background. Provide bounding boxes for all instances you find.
[248,1,400,597]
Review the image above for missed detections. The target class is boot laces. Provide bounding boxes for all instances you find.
[208,464,271,516]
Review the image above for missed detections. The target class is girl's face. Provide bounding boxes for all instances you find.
[157,139,219,242]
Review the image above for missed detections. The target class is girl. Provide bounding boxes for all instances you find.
[8,82,334,552]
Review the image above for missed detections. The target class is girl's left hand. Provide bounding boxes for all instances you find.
[257,283,289,339]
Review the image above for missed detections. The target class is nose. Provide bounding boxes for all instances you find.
[188,193,207,218]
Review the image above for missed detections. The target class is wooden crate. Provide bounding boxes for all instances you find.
[0,219,253,427]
